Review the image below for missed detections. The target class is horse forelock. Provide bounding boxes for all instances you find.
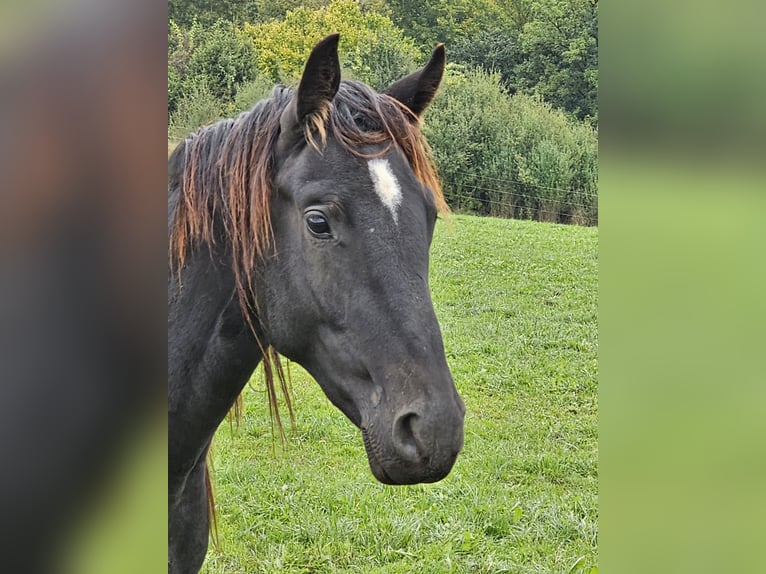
[329,81,447,216]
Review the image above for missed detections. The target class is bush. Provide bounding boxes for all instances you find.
[232,77,277,115]
[424,67,598,224]
[168,80,224,139]
[168,19,257,115]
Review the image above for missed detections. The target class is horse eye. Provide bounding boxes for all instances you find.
[305,211,331,238]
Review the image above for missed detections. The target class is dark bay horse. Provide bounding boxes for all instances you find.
[168,34,465,573]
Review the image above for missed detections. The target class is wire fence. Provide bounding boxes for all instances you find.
[443,174,598,226]
[455,182,596,212]
[449,194,596,225]
[448,169,599,198]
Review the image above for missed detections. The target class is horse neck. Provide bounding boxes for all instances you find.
[168,230,263,418]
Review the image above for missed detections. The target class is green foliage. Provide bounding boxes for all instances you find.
[344,27,418,90]
[166,0,599,226]
[386,0,442,46]
[203,215,598,573]
[168,80,224,139]
[450,29,521,88]
[424,67,517,215]
[436,0,512,44]
[387,0,512,46]
[256,0,332,22]
[167,0,598,123]
[168,0,261,27]
[232,76,277,115]
[418,0,598,122]
[513,0,598,121]
[168,18,257,115]
[244,0,419,88]
[424,67,598,224]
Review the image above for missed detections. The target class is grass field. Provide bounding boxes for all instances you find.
[202,214,598,574]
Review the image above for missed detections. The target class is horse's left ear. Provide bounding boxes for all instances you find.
[296,33,341,123]
[279,34,341,153]
[384,44,445,117]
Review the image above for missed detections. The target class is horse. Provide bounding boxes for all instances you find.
[168,34,465,573]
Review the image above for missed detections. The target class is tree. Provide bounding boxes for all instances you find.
[169,0,261,27]
[514,0,598,121]
[385,0,442,46]
[450,29,521,89]
[398,0,598,122]
[168,19,257,113]
[243,0,420,88]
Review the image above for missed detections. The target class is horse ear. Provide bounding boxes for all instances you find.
[295,33,341,123]
[384,44,445,116]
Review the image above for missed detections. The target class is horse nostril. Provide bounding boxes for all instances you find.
[393,412,422,462]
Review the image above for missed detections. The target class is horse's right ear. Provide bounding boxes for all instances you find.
[384,44,445,117]
[295,33,341,124]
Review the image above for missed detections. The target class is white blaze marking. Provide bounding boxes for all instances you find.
[367,158,402,223]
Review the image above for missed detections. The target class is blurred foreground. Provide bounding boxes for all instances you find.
[1,1,167,572]
[601,1,765,572]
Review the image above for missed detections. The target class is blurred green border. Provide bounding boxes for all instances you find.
[600,1,766,572]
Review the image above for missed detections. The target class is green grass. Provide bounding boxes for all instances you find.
[203,214,598,574]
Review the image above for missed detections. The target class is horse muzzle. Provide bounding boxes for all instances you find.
[361,394,465,485]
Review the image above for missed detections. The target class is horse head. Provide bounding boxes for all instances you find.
[257,35,465,484]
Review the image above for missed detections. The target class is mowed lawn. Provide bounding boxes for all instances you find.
[203,214,598,574]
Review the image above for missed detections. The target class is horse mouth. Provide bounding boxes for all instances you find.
[361,428,451,485]
[361,429,397,484]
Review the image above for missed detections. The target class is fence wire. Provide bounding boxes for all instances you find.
[448,169,599,198]
[453,182,597,213]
